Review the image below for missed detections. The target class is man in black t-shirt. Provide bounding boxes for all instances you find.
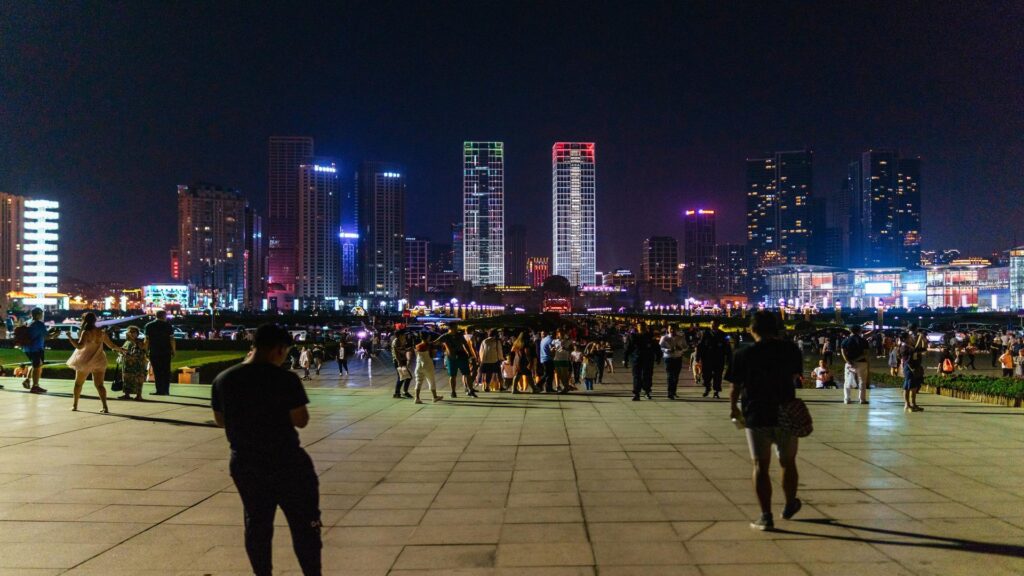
[144,310,175,395]
[727,311,803,531]
[696,320,731,398]
[211,325,321,576]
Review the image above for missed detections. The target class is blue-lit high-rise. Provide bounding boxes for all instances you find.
[849,150,922,268]
[358,162,406,299]
[296,160,339,304]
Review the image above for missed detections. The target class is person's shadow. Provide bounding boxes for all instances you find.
[777,518,1024,558]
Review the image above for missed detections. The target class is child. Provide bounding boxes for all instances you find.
[812,359,833,389]
[581,354,599,390]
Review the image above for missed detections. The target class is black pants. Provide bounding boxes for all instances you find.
[394,372,411,395]
[151,355,171,394]
[664,357,683,397]
[702,363,724,393]
[596,355,606,383]
[541,360,555,392]
[337,358,349,374]
[632,360,653,397]
[231,451,322,576]
[991,351,1000,367]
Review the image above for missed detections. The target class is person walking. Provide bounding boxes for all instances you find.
[336,338,351,376]
[436,325,477,398]
[15,307,50,394]
[728,311,803,531]
[211,325,321,576]
[144,310,175,396]
[311,345,324,376]
[299,347,312,381]
[66,312,123,413]
[696,320,731,399]
[659,324,686,399]
[624,322,662,401]
[510,332,536,393]
[413,333,442,404]
[840,325,870,404]
[118,326,148,401]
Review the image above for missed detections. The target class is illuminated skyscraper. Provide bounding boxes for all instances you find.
[849,150,922,268]
[22,199,59,308]
[358,162,406,299]
[683,209,717,297]
[296,161,339,304]
[527,256,550,287]
[641,236,679,293]
[405,237,430,297]
[340,164,360,293]
[243,206,265,309]
[745,149,813,266]
[177,184,246,308]
[267,136,313,310]
[552,142,596,287]
[463,142,504,286]
[715,243,751,296]
[0,193,25,304]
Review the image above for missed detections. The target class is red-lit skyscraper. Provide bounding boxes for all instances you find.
[527,256,549,288]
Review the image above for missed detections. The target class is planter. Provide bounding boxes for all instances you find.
[922,384,1021,408]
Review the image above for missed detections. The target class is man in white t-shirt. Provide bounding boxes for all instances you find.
[812,359,832,389]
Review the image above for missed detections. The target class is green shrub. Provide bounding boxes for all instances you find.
[871,371,1024,400]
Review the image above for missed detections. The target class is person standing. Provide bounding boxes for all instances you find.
[900,328,926,412]
[16,307,50,394]
[538,330,556,393]
[66,312,123,413]
[211,325,321,576]
[336,337,350,376]
[413,333,442,404]
[696,320,731,399]
[728,311,803,531]
[840,326,870,404]
[477,330,505,392]
[144,310,175,396]
[299,347,312,381]
[624,322,662,401]
[435,325,477,398]
[659,324,686,399]
[118,326,148,401]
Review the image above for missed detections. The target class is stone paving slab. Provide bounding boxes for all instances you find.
[0,357,1022,575]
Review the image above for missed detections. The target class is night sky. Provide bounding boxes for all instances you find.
[2,1,1021,284]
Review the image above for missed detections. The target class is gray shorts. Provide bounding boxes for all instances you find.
[745,426,798,462]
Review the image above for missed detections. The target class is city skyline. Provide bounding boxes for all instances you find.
[2,3,1021,283]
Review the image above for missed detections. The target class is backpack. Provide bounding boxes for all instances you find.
[12,325,31,347]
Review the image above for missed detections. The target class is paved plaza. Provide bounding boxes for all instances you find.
[0,357,1022,575]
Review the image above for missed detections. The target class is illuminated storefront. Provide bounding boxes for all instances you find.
[977,266,1010,311]
[849,268,906,308]
[925,264,986,309]
[764,265,851,309]
[1011,247,1024,310]
[143,284,191,310]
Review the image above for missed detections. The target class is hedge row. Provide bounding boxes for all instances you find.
[872,371,1024,401]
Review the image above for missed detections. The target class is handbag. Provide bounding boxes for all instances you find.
[396,366,412,380]
[778,398,813,437]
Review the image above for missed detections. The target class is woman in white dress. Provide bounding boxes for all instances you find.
[67,312,123,413]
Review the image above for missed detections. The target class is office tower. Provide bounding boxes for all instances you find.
[896,158,922,268]
[340,165,359,293]
[22,199,59,307]
[267,136,313,310]
[641,236,679,293]
[177,184,246,308]
[552,142,597,286]
[849,150,923,268]
[745,149,813,266]
[527,256,550,287]
[405,237,430,297]
[296,161,339,305]
[683,209,717,296]
[463,142,504,285]
[605,269,637,290]
[428,242,458,291]
[506,224,528,285]
[450,222,464,276]
[243,206,265,309]
[716,244,751,296]
[358,162,406,299]
[0,193,25,304]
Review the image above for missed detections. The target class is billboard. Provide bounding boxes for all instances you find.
[863,281,894,296]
